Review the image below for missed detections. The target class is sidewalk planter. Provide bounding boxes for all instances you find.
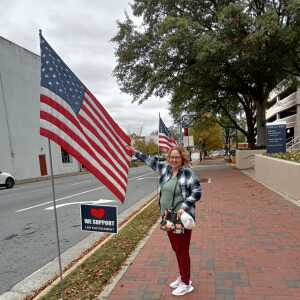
[255,154,300,201]
[236,149,266,169]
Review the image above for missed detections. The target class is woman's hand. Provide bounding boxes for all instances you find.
[177,208,185,220]
[166,220,174,231]
[127,145,136,156]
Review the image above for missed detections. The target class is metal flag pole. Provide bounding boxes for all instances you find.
[158,113,160,156]
[157,113,161,198]
[48,138,64,300]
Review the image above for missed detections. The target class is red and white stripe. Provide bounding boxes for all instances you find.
[40,87,131,202]
[159,133,177,152]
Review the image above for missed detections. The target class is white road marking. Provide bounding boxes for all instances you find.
[16,171,155,213]
[45,199,115,210]
[16,186,106,213]
[70,180,91,186]
[132,172,154,180]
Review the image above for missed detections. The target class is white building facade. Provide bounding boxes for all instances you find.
[0,37,80,180]
[266,82,300,146]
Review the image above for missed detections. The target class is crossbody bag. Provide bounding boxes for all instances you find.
[160,178,184,234]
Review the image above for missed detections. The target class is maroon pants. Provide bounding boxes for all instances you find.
[167,229,192,284]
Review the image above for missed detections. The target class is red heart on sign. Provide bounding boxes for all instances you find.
[90,208,105,219]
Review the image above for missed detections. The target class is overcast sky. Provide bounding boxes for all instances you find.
[0,0,174,136]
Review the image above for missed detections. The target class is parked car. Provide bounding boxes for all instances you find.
[210,149,225,157]
[131,155,138,162]
[0,171,15,189]
[191,152,200,161]
[155,155,166,161]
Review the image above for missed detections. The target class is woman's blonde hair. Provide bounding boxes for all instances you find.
[167,146,189,166]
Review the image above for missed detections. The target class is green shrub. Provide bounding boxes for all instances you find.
[269,150,300,163]
[130,161,145,168]
[130,161,139,168]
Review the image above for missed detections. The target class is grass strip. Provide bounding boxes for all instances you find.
[38,199,160,300]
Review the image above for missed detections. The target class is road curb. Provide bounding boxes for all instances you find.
[0,191,158,300]
[15,164,145,186]
[97,218,160,300]
[15,171,89,185]
[32,192,158,300]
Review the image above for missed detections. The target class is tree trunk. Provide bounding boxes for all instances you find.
[246,131,256,149]
[244,109,256,149]
[255,100,267,147]
[224,128,231,153]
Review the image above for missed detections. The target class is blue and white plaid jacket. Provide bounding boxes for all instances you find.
[135,152,202,220]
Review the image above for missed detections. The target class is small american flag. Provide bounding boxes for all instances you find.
[159,117,177,152]
[39,34,131,203]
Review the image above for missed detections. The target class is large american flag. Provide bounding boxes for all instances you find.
[159,117,177,152]
[39,34,131,203]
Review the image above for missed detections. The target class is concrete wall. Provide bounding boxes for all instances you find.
[255,154,300,201]
[0,73,14,174]
[236,149,266,170]
[0,37,80,180]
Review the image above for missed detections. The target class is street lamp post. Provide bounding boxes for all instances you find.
[180,113,197,161]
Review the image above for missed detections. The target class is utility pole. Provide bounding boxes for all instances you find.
[138,125,143,137]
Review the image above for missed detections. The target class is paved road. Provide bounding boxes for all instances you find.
[0,166,158,294]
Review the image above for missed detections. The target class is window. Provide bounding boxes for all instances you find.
[61,148,72,163]
[278,85,297,101]
[279,105,297,119]
[267,115,276,122]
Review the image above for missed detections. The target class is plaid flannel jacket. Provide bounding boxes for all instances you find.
[135,152,202,220]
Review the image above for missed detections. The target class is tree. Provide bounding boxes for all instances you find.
[113,0,300,148]
[132,137,147,153]
[131,134,159,155]
[281,0,300,76]
[146,139,159,155]
[190,114,223,153]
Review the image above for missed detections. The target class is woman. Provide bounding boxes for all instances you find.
[132,146,202,296]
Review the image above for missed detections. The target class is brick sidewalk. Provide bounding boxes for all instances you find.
[106,167,300,300]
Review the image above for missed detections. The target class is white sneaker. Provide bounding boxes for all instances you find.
[169,276,181,289]
[172,282,194,296]
[169,277,192,289]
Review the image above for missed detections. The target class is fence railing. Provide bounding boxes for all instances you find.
[287,136,300,151]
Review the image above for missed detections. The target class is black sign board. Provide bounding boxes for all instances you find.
[266,124,286,154]
[81,204,117,233]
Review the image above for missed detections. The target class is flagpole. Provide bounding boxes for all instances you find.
[48,138,64,300]
[158,113,160,156]
[157,113,161,202]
